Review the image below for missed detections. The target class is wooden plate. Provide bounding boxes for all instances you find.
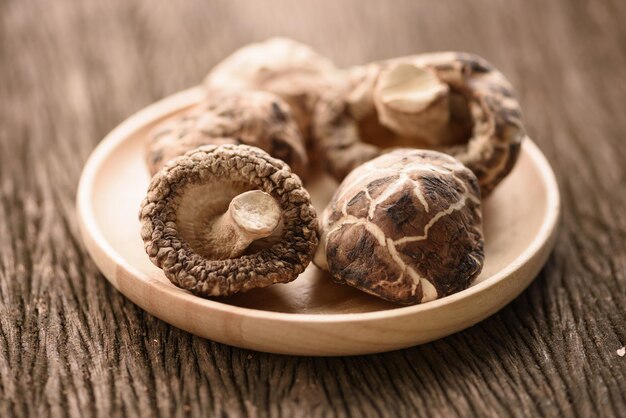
[77,87,560,356]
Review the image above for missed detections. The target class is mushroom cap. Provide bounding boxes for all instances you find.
[146,90,308,178]
[204,37,340,141]
[140,144,319,298]
[313,52,526,196]
[314,149,484,305]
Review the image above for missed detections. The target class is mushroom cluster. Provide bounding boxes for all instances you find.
[140,38,528,304]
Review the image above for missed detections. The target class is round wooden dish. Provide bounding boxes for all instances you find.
[77,87,560,356]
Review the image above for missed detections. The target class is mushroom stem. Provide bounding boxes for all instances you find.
[207,190,282,259]
[374,63,450,143]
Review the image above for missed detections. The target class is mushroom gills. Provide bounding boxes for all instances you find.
[140,144,319,298]
[175,182,283,259]
[314,52,525,196]
[364,63,474,149]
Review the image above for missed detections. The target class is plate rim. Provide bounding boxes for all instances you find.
[77,86,561,324]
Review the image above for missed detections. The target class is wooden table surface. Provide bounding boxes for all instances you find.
[1,1,625,417]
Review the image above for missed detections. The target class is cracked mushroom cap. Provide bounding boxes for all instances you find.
[313,52,526,196]
[146,90,308,178]
[204,37,340,142]
[140,144,319,298]
[314,149,484,305]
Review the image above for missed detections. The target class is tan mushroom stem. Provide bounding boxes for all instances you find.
[374,63,450,143]
[206,190,282,259]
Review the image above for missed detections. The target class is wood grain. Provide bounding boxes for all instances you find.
[0,0,624,416]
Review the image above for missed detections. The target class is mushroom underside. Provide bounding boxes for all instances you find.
[140,144,318,298]
[355,86,474,150]
[314,52,525,196]
[175,180,285,258]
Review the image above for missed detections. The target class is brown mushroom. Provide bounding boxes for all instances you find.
[314,149,484,305]
[204,37,340,145]
[146,90,308,178]
[140,144,319,298]
[313,52,526,196]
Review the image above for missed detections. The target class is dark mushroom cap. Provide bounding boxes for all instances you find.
[313,52,526,196]
[315,149,484,305]
[146,90,308,178]
[140,144,319,298]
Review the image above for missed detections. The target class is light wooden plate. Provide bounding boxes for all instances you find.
[77,87,560,356]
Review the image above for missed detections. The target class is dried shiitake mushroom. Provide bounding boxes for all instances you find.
[314,149,484,305]
[314,52,526,196]
[204,37,339,143]
[140,144,319,298]
[146,90,308,178]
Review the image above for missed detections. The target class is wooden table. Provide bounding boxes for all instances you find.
[1,1,625,416]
